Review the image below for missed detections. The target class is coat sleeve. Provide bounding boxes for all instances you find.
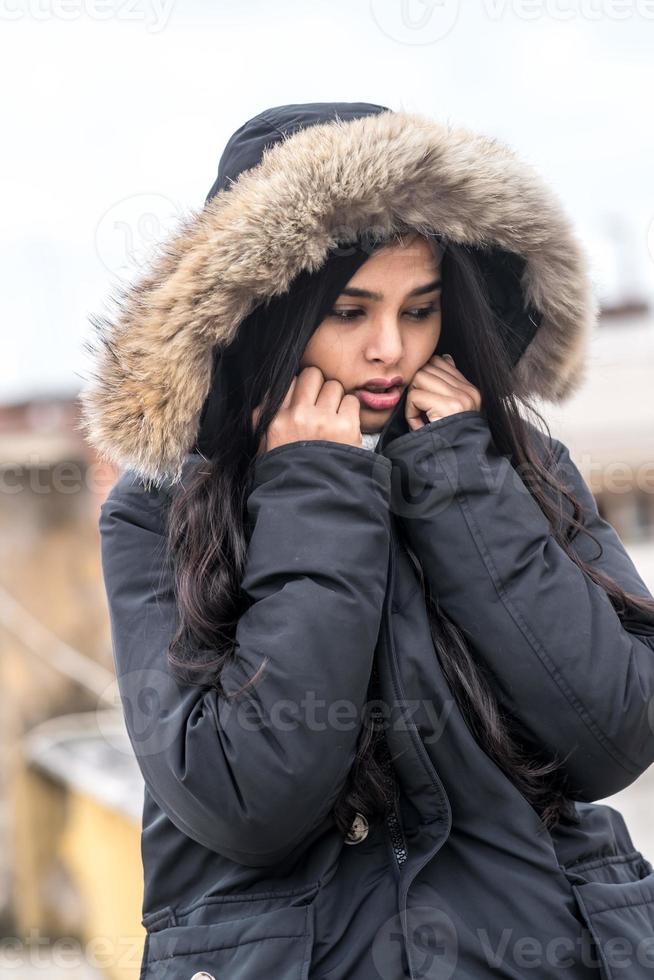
[383,409,654,802]
[99,441,392,867]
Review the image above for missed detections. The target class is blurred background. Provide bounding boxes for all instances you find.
[1,1,653,976]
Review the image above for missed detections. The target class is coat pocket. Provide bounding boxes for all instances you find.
[142,902,315,979]
[558,807,654,980]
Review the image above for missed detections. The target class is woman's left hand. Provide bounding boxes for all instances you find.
[405,353,483,431]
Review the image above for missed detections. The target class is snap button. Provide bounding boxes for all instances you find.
[190,973,215,980]
[344,811,369,844]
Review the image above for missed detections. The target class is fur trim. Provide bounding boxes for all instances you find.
[77,109,598,486]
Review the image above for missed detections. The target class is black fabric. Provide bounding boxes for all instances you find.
[100,398,654,978]
[204,101,390,202]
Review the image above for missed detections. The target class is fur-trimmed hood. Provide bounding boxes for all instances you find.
[77,102,598,486]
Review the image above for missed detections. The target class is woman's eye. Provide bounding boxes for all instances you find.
[328,304,440,322]
[329,309,362,321]
[406,304,440,320]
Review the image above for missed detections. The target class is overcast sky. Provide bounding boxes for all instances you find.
[2,0,653,403]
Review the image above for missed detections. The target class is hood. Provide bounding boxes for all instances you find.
[77,101,598,487]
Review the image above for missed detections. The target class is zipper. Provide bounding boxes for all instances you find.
[371,697,408,868]
[382,748,408,867]
[369,679,408,868]
[387,803,408,867]
[380,518,453,980]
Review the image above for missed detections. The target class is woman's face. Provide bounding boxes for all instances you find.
[299,234,443,433]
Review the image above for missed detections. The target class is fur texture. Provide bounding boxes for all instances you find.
[77,109,598,486]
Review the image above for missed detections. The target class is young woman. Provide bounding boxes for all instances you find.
[80,103,654,979]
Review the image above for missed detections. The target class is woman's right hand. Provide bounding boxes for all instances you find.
[252,366,363,458]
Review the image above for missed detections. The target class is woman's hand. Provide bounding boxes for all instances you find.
[405,353,483,432]
[252,366,362,457]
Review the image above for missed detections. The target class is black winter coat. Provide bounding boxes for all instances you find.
[99,391,654,980]
[83,103,654,979]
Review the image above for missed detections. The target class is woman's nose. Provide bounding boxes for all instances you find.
[365,315,404,361]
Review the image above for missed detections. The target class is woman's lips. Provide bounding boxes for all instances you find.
[355,385,402,410]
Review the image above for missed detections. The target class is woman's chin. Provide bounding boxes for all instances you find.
[359,406,391,432]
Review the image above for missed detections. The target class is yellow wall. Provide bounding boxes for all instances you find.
[60,789,145,980]
[9,756,144,980]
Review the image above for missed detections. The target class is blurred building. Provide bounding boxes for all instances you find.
[0,398,132,976]
[544,308,654,589]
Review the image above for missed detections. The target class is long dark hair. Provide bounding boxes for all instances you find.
[165,232,654,839]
